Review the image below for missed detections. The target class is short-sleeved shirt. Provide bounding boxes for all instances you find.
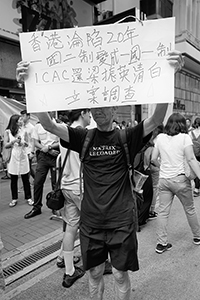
[32,122,59,148]
[60,125,82,191]
[61,122,148,229]
[154,133,193,178]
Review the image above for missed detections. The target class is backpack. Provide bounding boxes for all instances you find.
[191,131,200,158]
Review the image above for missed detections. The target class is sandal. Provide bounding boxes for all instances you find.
[9,200,17,207]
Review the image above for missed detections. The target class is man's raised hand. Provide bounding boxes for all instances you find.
[16,61,30,82]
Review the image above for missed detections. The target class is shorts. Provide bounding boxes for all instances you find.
[80,222,139,272]
[61,190,81,227]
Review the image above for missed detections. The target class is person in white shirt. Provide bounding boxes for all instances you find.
[151,113,200,254]
[24,113,60,219]
[4,114,32,207]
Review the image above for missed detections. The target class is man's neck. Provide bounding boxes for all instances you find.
[96,123,113,132]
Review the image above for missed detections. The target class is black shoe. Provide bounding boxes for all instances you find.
[139,220,147,226]
[155,243,172,254]
[56,256,80,268]
[57,257,65,268]
[193,238,200,245]
[24,208,41,219]
[62,266,85,288]
[193,191,200,197]
[148,211,158,220]
[103,260,112,275]
[1,174,10,179]
[52,210,61,216]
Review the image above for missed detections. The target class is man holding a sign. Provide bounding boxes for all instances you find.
[16,50,183,299]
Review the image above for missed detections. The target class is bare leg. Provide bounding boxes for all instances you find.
[89,263,105,300]
[113,267,131,300]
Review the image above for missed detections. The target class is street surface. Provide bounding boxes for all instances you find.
[1,173,200,299]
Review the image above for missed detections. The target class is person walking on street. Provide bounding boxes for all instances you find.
[151,113,200,254]
[24,113,60,219]
[189,117,200,197]
[148,125,164,219]
[16,50,184,300]
[4,114,32,207]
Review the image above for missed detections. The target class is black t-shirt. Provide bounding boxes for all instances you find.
[61,121,148,229]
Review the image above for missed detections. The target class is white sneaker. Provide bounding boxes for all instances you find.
[27,199,34,206]
[9,200,17,207]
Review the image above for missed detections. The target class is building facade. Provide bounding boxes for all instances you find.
[174,0,200,122]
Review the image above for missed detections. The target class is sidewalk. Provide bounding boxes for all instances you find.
[0,172,63,260]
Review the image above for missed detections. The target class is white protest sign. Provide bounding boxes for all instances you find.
[19,17,175,113]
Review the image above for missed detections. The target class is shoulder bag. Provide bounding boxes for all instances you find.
[46,149,70,210]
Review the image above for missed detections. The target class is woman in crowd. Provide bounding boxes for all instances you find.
[189,117,200,196]
[151,113,200,254]
[4,114,33,207]
[147,124,164,219]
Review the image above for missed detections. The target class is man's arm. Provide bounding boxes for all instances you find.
[143,103,168,137]
[185,145,200,179]
[35,112,69,143]
[151,147,160,168]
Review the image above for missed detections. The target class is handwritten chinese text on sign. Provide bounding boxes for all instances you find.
[19,17,175,112]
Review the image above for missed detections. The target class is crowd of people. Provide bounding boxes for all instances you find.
[2,49,200,300]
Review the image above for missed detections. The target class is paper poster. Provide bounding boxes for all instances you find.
[19,17,175,112]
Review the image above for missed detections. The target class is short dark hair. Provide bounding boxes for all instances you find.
[164,113,188,136]
[20,109,30,117]
[67,109,90,124]
[193,117,200,129]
